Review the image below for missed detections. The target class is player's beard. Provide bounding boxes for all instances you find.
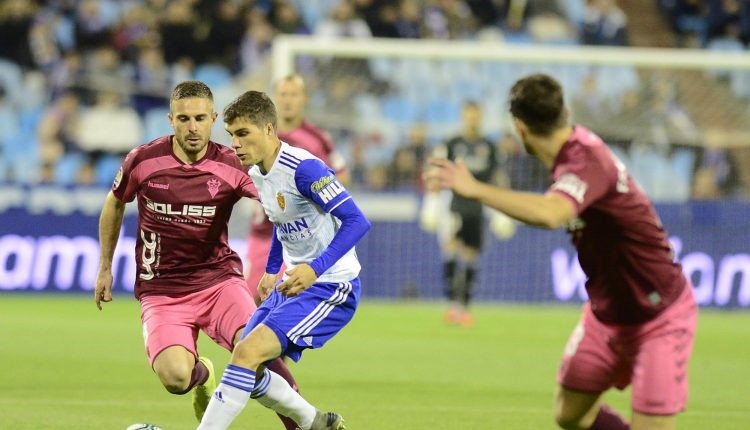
[176,134,208,155]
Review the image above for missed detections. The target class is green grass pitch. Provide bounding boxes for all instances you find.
[1,295,749,429]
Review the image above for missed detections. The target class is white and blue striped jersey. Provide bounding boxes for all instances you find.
[249,142,361,283]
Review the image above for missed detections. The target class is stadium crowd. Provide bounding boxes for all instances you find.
[0,0,746,201]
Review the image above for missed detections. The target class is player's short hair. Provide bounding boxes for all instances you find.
[170,80,214,104]
[223,90,278,130]
[509,74,567,136]
[463,99,481,110]
[275,73,306,92]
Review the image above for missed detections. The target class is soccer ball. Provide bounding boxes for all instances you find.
[125,424,162,430]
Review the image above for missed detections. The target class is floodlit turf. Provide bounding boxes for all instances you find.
[1,295,748,429]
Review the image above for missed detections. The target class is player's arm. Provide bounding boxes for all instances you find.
[429,158,576,229]
[95,191,126,309]
[277,160,372,297]
[258,228,283,301]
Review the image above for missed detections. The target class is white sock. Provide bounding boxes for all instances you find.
[252,369,317,429]
[197,364,256,430]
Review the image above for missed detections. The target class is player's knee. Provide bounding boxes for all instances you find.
[156,363,192,394]
[231,337,272,369]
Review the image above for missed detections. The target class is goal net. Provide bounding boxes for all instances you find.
[269,36,750,303]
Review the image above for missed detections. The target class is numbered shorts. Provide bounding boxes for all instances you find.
[557,286,697,415]
[140,276,256,366]
[241,278,361,362]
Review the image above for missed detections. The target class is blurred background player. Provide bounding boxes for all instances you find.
[425,100,499,326]
[198,90,370,430]
[93,81,298,429]
[245,73,348,303]
[429,74,697,430]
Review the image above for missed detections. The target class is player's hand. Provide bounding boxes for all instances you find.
[257,272,278,301]
[276,264,317,297]
[427,158,480,199]
[94,269,113,310]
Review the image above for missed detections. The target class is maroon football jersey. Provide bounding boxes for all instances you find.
[113,136,257,299]
[548,126,688,324]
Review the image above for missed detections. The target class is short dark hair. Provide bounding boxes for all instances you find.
[170,80,213,104]
[463,99,481,110]
[509,74,567,136]
[223,90,278,130]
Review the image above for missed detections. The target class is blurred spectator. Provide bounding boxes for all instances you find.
[659,0,705,46]
[705,0,742,44]
[387,123,429,190]
[82,47,134,102]
[205,0,245,69]
[501,0,565,33]
[581,0,628,45]
[112,3,158,63]
[692,146,741,199]
[239,7,276,76]
[643,72,698,148]
[465,0,500,29]
[47,51,85,98]
[270,0,311,35]
[77,90,142,182]
[74,0,116,51]
[159,0,204,64]
[37,91,81,182]
[132,46,170,116]
[354,0,400,38]
[395,0,422,38]
[0,0,36,68]
[423,0,474,39]
[28,9,63,73]
[315,0,373,38]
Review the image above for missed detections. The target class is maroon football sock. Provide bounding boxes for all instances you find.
[590,405,630,430]
[176,359,209,394]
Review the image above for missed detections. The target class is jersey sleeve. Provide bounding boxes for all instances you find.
[547,155,611,215]
[294,159,351,212]
[265,226,283,274]
[112,148,140,202]
[236,170,258,199]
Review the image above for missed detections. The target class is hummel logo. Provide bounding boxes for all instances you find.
[147,181,169,190]
[214,391,225,403]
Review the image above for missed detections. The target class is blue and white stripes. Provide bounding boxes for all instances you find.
[286,281,352,344]
[277,150,301,170]
[221,364,256,392]
[250,369,272,399]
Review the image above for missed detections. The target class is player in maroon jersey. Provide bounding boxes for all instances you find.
[93,81,299,429]
[244,74,348,303]
[428,74,697,430]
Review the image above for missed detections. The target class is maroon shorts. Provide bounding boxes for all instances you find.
[246,234,273,303]
[246,234,285,303]
[140,277,257,366]
[558,287,697,415]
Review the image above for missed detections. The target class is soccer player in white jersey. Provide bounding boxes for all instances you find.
[196,90,371,430]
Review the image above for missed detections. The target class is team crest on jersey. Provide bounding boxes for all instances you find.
[276,192,286,211]
[207,178,221,198]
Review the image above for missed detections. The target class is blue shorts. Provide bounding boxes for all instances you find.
[241,278,361,362]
